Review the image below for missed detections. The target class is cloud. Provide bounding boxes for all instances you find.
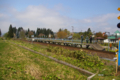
[81,13,120,33]
[91,13,119,23]
[0,5,119,35]
[83,19,91,23]
[0,5,73,33]
[13,5,76,31]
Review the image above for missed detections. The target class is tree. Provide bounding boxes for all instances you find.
[73,33,80,39]
[19,30,26,39]
[28,31,34,38]
[31,30,35,37]
[103,34,107,39]
[28,28,30,32]
[18,27,23,32]
[8,24,14,38]
[87,28,91,33]
[0,29,1,37]
[58,28,62,32]
[16,29,19,38]
[25,30,28,37]
[95,32,107,39]
[3,32,8,38]
[35,28,54,38]
[57,31,67,39]
[95,32,103,38]
[12,27,17,34]
[36,28,40,37]
[64,29,70,36]
[12,27,17,38]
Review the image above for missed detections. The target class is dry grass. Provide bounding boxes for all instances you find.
[0,40,88,80]
[8,39,120,80]
[25,64,42,79]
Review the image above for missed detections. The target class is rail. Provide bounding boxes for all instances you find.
[27,38,105,51]
[28,38,98,44]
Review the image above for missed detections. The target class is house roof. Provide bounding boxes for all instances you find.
[108,36,115,39]
[68,36,72,38]
[95,37,104,40]
[114,30,120,34]
[108,35,120,39]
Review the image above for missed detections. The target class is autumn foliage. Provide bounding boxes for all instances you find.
[95,32,107,39]
[57,31,67,39]
[28,31,34,38]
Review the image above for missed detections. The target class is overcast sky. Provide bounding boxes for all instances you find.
[0,0,120,34]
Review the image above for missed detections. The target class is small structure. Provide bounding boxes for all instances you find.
[49,34,51,38]
[95,37,104,43]
[68,36,72,40]
[107,30,120,43]
[104,30,120,43]
[39,33,45,38]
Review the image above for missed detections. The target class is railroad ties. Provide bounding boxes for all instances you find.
[29,38,105,51]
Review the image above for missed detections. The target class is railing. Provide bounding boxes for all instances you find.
[29,38,100,44]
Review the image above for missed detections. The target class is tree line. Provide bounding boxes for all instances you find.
[4,24,54,39]
[2,24,107,40]
[56,28,107,39]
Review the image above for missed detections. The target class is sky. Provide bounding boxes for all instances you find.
[0,0,120,35]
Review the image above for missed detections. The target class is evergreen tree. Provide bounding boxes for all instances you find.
[35,28,54,38]
[87,28,91,33]
[58,28,62,32]
[18,27,23,32]
[8,24,14,38]
[25,30,28,36]
[28,28,30,32]
[16,29,19,38]
[28,28,30,37]
[36,28,39,37]
[12,27,17,34]
[12,27,17,37]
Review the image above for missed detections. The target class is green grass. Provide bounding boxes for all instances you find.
[0,40,89,80]
[9,39,120,80]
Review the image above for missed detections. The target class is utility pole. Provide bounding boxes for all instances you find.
[72,26,74,42]
[105,32,110,51]
[72,26,74,35]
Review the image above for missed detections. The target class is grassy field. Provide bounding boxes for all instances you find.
[0,39,89,80]
[1,39,120,80]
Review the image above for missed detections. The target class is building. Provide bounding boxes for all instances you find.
[104,30,120,43]
[95,37,104,43]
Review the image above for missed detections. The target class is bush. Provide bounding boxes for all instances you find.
[47,46,104,68]
[101,43,118,47]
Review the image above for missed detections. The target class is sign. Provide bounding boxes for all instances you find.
[117,23,120,28]
[118,8,120,20]
[118,40,120,66]
[118,16,120,20]
[118,8,120,11]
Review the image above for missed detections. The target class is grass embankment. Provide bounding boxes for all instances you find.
[10,39,120,80]
[0,40,88,80]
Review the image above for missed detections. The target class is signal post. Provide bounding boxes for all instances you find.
[116,7,120,74]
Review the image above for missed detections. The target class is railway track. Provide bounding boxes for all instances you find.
[20,39,115,60]
[30,38,105,50]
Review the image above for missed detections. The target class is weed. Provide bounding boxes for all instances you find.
[43,74,62,80]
